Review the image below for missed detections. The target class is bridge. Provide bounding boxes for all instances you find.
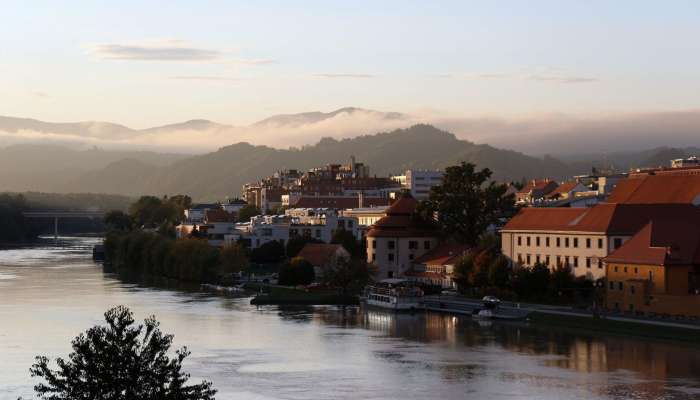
[22,210,107,239]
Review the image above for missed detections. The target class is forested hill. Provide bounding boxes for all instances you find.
[60,124,577,200]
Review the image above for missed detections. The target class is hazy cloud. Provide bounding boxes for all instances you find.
[170,76,241,81]
[33,91,49,98]
[530,75,599,84]
[233,58,276,65]
[315,73,375,79]
[89,40,222,61]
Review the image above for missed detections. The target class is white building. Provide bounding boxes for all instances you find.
[392,169,443,200]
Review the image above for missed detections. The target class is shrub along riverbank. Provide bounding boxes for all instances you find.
[104,231,242,284]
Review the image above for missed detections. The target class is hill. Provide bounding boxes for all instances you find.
[66,124,578,200]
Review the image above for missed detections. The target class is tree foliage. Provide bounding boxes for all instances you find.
[321,258,374,294]
[219,242,249,275]
[237,205,260,223]
[278,257,315,286]
[419,162,514,245]
[285,235,322,258]
[104,210,132,232]
[29,306,216,400]
[250,240,285,264]
[330,229,362,259]
[0,194,36,242]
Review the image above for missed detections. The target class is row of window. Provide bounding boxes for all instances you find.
[517,235,606,249]
[609,280,636,294]
[517,254,602,269]
[370,239,432,250]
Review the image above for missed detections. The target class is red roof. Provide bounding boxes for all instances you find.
[547,181,583,197]
[296,243,349,267]
[518,179,558,194]
[204,209,236,223]
[607,175,700,204]
[367,194,437,238]
[503,203,700,234]
[292,196,389,209]
[414,243,470,265]
[604,219,700,266]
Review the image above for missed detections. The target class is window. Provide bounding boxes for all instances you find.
[556,256,561,266]
[598,260,603,269]
[624,266,628,273]
[598,238,603,249]
[526,254,531,265]
[388,253,395,262]
[315,229,321,238]
[409,254,414,260]
[630,285,636,294]
[565,238,570,248]
[518,236,522,246]
[634,267,638,274]
[614,266,618,272]
[536,236,540,247]
[424,241,431,250]
[573,238,578,248]
[348,220,354,228]
[618,282,623,290]
[388,240,395,250]
[371,253,376,262]
[546,237,550,247]
[609,281,614,290]
[408,240,418,250]
[517,254,523,263]
[372,240,377,249]
[527,237,531,246]
[545,255,550,266]
[573,257,579,268]
[556,237,561,247]
[586,238,591,248]
[614,238,622,249]
[565,256,570,267]
[536,255,541,264]
[586,258,591,269]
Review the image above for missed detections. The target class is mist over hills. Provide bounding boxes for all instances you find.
[1,125,579,200]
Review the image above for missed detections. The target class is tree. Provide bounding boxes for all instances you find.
[129,196,178,229]
[29,306,216,400]
[278,257,315,286]
[219,242,249,275]
[237,205,261,223]
[487,255,510,288]
[285,235,322,258]
[104,210,132,232]
[452,254,475,292]
[321,258,374,294]
[419,162,514,245]
[251,240,285,264]
[331,229,361,258]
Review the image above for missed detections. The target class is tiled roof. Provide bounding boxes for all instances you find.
[296,243,348,267]
[367,194,437,238]
[414,243,470,265]
[548,181,582,196]
[502,203,700,234]
[292,196,389,209]
[518,179,557,194]
[204,209,236,223]
[604,219,700,266]
[607,175,700,204]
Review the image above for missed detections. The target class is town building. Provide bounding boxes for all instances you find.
[366,193,439,279]
[604,219,700,317]
[296,243,350,279]
[500,203,698,280]
[516,179,559,205]
[671,156,700,169]
[404,243,470,289]
[392,169,443,200]
[177,208,237,247]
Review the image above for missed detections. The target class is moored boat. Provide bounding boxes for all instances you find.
[362,279,424,311]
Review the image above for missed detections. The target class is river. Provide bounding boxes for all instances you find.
[1,237,700,399]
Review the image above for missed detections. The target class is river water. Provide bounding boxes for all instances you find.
[2,237,700,400]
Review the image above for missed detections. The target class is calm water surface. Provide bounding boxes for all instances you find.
[2,237,700,400]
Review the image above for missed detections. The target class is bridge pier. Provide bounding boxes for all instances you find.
[54,216,58,241]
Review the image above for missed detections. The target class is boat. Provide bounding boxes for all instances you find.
[200,283,245,294]
[362,279,424,311]
[472,296,528,320]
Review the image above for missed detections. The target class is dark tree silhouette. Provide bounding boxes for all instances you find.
[29,306,216,400]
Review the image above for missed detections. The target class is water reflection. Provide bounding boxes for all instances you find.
[2,237,700,400]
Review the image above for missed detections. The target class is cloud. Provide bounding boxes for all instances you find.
[170,76,241,82]
[88,40,222,61]
[530,75,598,84]
[233,58,276,65]
[33,91,49,98]
[314,73,375,79]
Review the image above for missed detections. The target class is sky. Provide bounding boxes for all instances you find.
[2,0,700,128]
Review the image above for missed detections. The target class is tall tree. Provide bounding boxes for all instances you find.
[104,210,132,232]
[419,162,514,245]
[237,205,261,223]
[29,306,216,400]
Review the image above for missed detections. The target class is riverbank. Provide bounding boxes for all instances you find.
[528,312,700,345]
[248,284,358,305]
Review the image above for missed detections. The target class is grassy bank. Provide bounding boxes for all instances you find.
[528,312,700,345]
[249,285,358,306]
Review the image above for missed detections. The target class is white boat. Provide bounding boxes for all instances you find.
[362,279,424,311]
